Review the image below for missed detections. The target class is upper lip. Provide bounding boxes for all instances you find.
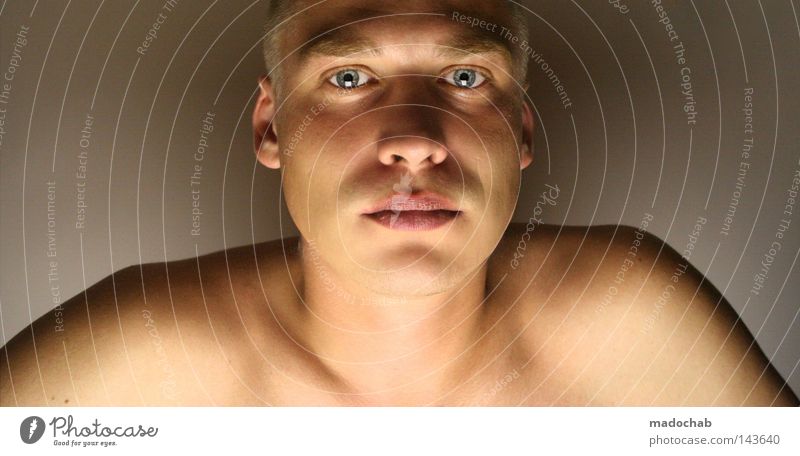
[362,191,461,215]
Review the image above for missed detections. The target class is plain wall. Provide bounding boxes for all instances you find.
[1,0,798,397]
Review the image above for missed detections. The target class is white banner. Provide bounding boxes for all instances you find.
[1,407,797,455]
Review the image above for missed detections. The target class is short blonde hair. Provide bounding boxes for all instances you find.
[261,1,530,88]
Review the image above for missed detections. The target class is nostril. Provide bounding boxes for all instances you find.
[377,136,448,168]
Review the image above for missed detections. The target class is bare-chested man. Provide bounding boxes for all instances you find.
[1,0,797,406]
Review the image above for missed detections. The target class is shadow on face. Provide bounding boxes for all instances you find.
[252,0,534,296]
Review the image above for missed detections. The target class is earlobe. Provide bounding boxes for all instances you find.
[252,75,281,169]
[520,101,534,170]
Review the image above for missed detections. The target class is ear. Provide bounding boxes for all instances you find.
[519,101,534,170]
[252,75,280,169]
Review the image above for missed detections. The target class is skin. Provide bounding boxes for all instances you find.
[1,0,797,406]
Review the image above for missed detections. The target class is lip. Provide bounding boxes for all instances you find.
[363,192,459,214]
[362,192,461,231]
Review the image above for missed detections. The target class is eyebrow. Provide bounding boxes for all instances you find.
[299,25,514,64]
[301,29,382,58]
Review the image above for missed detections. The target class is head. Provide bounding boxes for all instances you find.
[252,0,534,297]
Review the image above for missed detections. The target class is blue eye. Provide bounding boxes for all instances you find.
[329,69,370,89]
[445,69,487,88]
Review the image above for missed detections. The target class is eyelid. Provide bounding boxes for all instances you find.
[319,65,492,92]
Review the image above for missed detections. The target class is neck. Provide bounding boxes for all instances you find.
[290,236,490,403]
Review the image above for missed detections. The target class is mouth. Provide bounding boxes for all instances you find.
[362,193,462,231]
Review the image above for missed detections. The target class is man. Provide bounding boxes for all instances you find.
[1,0,797,406]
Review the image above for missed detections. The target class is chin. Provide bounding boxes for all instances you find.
[360,265,465,297]
[349,247,478,297]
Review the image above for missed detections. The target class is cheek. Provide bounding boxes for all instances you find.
[280,144,354,237]
[470,126,523,205]
[474,148,519,250]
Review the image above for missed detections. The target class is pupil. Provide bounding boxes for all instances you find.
[337,70,359,88]
[455,70,474,87]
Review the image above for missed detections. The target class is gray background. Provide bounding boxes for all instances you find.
[1,0,798,397]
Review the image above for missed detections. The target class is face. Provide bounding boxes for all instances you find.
[253,0,533,297]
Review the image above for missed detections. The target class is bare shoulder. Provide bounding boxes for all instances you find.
[599,224,796,405]
[495,222,798,406]
[0,238,294,406]
[1,263,171,406]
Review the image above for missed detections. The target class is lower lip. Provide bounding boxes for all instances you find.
[364,210,460,231]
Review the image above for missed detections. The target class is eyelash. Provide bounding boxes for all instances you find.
[322,66,492,92]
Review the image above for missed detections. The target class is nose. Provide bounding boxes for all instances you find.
[377,135,449,172]
[374,79,450,172]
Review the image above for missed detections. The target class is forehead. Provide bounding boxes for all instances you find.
[282,0,514,26]
[278,0,517,62]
